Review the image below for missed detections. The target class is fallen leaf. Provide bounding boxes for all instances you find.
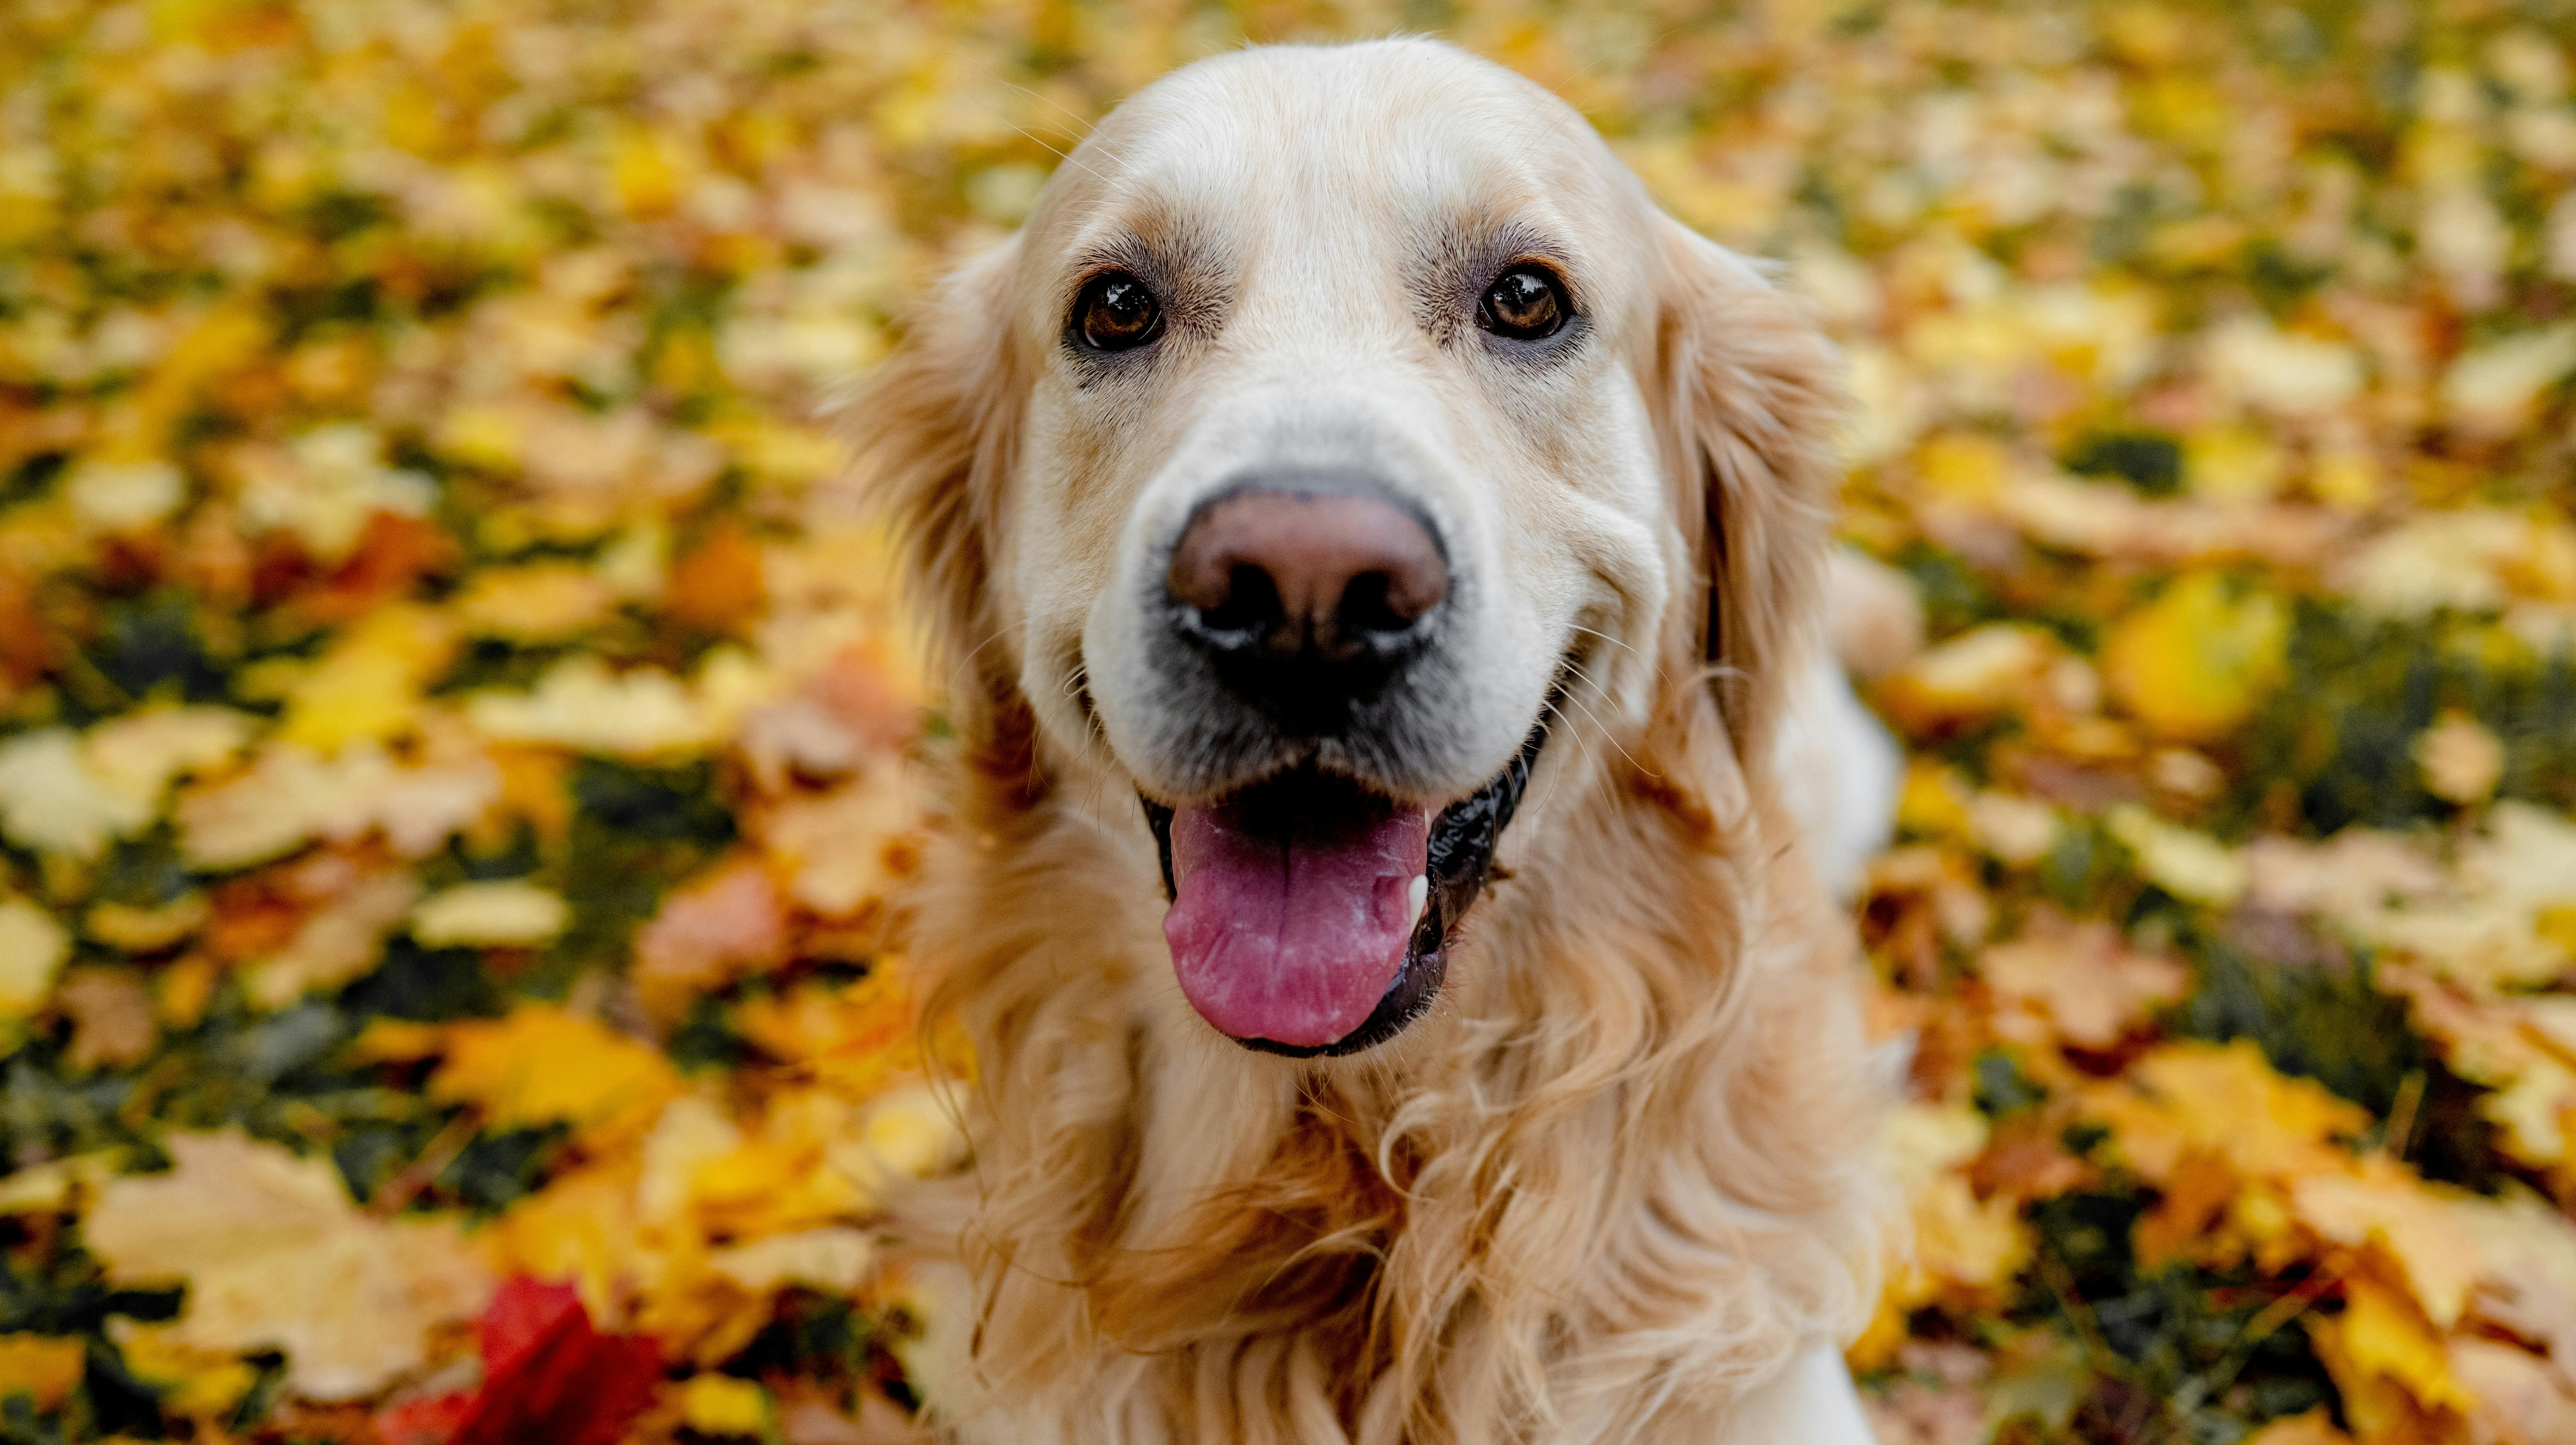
[409,881,570,949]
[1980,915,2188,1049]
[432,1006,681,1144]
[0,898,70,1017]
[2415,709,2504,805]
[681,1374,771,1438]
[109,1320,260,1419]
[54,967,155,1069]
[2309,1276,2474,1419]
[84,1132,493,1399]
[633,862,788,1017]
[2100,573,2287,742]
[376,1277,662,1445]
[0,1335,86,1410]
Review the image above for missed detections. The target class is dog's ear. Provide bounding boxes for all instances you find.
[1647,218,1843,764]
[843,238,1027,732]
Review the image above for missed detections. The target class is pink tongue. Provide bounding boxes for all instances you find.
[1163,798,1431,1048]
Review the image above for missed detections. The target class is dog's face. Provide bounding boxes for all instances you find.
[863,40,1840,1058]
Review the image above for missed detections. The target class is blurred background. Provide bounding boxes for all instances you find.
[1,1,2573,1442]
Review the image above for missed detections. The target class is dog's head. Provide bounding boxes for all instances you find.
[857,39,1840,1058]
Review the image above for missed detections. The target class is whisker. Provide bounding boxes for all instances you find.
[1554,658,1652,780]
[1564,622,1641,659]
[999,80,1101,141]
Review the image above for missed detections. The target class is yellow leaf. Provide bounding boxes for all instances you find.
[276,605,456,752]
[1896,761,1973,840]
[1967,790,2059,867]
[64,458,185,534]
[681,1374,771,1437]
[1912,1174,2031,1291]
[0,729,154,860]
[408,881,569,948]
[736,969,923,1098]
[85,893,210,954]
[1915,433,2013,504]
[707,1228,875,1294]
[611,126,687,218]
[2292,1166,2489,1330]
[2315,1277,2475,1417]
[0,1335,85,1409]
[2442,325,2576,434]
[466,657,715,759]
[432,1006,681,1143]
[2091,1040,2371,1186]
[451,561,617,644]
[2105,805,2247,907]
[2203,319,2364,417]
[0,898,69,1017]
[2184,427,2285,502]
[0,1151,126,1214]
[130,304,266,441]
[84,1133,492,1399]
[759,763,924,919]
[2415,709,2504,805]
[2101,574,2287,742]
[109,1322,258,1419]
[1878,624,2053,731]
[480,1163,646,1326]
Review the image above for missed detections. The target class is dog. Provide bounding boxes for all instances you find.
[852,37,1896,1444]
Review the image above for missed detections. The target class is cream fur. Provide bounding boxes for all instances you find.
[844,38,1893,1445]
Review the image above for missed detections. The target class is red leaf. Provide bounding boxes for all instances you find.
[376,1278,663,1445]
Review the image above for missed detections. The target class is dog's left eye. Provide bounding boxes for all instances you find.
[1075,272,1164,352]
[1480,265,1567,340]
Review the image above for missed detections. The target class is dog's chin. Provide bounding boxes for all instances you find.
[1139,724,1546,1058]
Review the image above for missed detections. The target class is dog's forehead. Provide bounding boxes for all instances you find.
[1035,42,1641,275]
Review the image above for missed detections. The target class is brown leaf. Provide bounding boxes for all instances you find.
[54,967,155,1070]
[666,520,767,633]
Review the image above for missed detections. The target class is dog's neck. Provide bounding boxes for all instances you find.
[908,683,1885,1443]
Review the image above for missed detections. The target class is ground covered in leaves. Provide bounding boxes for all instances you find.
[0,0,2572,1442]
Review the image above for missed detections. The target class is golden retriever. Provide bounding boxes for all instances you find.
[853,37,1892,1444]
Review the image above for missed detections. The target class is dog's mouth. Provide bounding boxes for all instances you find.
[1140,723,1546,1057]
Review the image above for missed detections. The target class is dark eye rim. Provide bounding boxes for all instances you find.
[1071,270,1166,353]
[1476,262,1572,341]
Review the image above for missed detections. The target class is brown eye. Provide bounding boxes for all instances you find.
[1075,272,1163,352]
[1480,265,1566,340]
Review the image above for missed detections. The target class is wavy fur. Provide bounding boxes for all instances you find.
[845,39,1890,1445]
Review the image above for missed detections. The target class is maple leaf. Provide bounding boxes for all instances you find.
[1980,914,2188,1050]
[632,861,789,1017]
[2085,1040,2372,1187]
[431,1006,682,1145]
[377,1277,662,1445]
[84,1132,494,1400]
[2100,573,2289,742]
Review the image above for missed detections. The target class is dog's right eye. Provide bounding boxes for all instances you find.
[1074,273,1164,352]
[1479,265,1567,340]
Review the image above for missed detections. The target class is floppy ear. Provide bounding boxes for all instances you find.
[842,238,1027,736]
[1648,218,1844,765]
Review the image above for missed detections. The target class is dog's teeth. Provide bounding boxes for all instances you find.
[1407,875,1429,927]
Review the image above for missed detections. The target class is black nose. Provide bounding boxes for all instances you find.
[1165,486,1448,732]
